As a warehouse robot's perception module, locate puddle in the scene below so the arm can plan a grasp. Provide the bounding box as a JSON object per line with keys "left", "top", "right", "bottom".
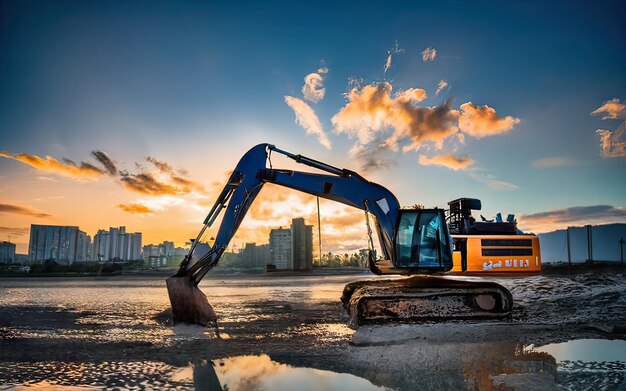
{"left": 1, "top": 382, "right": 100, "bottom": 390}
{"left": 526, "top": 339, "right": 626, "bottom": 390}
{"left": 173, "top": 354, "right": 390, "bottom": 390}
{"left": 530, "top": 339, "right": 626, "bottom": 362}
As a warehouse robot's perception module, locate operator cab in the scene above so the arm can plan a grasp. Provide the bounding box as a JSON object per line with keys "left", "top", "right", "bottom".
{"left": 373, "top": 208, "right": 453, "bottom": 275}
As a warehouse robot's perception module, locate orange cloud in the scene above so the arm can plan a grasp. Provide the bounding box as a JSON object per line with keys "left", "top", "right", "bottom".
{"left": 518, "top": 205, "right": 626, "bottom": 233}
{"left": 458, "top": 102, "right": 520, "bottom": 138}
{"left": 317, "top": 208, "right": 370, "bottom": 253}
{"left": 418, "top": 154, "right": 475, "bottom": 171}
{"left": 1, "top": 148, "right": 209, "bottom": 204}
{"left": 247, "top": 188, "right": 315, "bottom": 222}
{"left": 284, "top": 96, "right": 332, "bottom": 149}
{"left": 0, "top": 152, "right": 105, "bottom": 180}
{"left": 332, "top": 83, "right": 397, "bottom": 145}
{"left": 591, "top": 98, "right": 626, "bottom": 120}
{"left": 0, "top": 202, "right": 52, "bottom": 218}
{"left": 117, "top": 203, "right": 154, "bottom": 214}
{"left": 332, "top": 82, "right": 455, "bottom": 153}
{"left": 320, "top": 209, "right": 364, "bottom": 227}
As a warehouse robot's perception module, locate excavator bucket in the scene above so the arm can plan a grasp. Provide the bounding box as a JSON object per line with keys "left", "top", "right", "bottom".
{"left": 166, "top": 275, "right": 217, "bottom": 326}
{"left": 341, "top": 275, "right": 513, "bottom": 327}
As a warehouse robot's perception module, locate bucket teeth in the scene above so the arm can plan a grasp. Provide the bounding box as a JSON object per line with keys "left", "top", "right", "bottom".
{"left": 341, "top": 276, "right": 513, "bottom": 327}
{"left": 166, "top": 276, "right": 217, "bottom": 326}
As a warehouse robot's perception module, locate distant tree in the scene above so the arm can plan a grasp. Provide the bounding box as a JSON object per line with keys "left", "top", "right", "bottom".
{"left": 217, "top": 252, "right": 241, "bottom": 268}
{"left": 43, "top": 260, "right": 59, "bottom": 273}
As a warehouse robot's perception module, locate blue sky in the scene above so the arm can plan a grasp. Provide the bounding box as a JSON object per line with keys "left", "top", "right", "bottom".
{"left": 1, "top": 0, "right": 625, "bottom": 252}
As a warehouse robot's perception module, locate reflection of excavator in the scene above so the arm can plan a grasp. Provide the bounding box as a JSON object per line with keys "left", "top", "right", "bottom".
{"left": 167, "top": 144, "right": 513, "bottom": 326}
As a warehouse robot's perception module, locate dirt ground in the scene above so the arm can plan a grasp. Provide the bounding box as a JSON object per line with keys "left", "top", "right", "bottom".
{"left": 0, "top": 266, "right": 625, "bottom": 390}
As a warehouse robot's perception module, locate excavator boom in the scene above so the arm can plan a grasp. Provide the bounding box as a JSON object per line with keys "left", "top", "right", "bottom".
{"left": 167, "top": 143, "right": 512, "bottom": 326}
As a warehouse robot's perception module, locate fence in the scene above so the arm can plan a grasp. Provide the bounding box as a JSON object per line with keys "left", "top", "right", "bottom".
{"left": 538, "top": 224, "right": 625, "bottom": 264}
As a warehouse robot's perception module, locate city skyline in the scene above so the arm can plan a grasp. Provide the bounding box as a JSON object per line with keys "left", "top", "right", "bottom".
{"left": 1, "top": 1, "right": 625, "bottom": 255}
{"left": 9, "top": 216, "right": 317, "bottom": 265}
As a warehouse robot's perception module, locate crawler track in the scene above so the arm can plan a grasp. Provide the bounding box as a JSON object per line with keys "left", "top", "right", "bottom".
{"left": 341, "top": 275, "right": 513, "bottom": 326}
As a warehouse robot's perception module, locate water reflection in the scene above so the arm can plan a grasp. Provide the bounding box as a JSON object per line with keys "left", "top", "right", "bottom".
{"left": 174, "top": 355, "right": 390, "bottom": 391}
{"left": 2, "top": 339, "right": 625, "bottom": 390}
{"left": 346, "top": 338, "right": 559, "bottom": 390}
{"left": 530, "top": 338, "right": 626, "bottom": 362}
{"left": 527, "top": 339, "right": 626, "bottom": 390}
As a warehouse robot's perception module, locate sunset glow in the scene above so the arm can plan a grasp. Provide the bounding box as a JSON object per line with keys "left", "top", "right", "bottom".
{"left": 1, "top": 1, "right": 624, "bottom": 254}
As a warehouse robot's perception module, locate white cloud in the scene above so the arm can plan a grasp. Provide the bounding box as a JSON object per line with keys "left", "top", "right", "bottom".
{"left": 384, "top": 52, "right": 392, "bottom": 74}
{"left": 532, "top": 156, "right": 577, "bottom": 168}
{"left": 596, "top": 121, "right": 626, "bottom": 157}
{"left": 301, "top": 67, "right": 328, "bottom": 103}
{"left": 422, "top": 47, "right": 437, "bottom": 62}
{"left": 384, "top": 40, "right": 404, "bottom": 75}
{"left": 435, "top": 79, "right": 448, "bottom": 95}
{"left": 469, "top": 171, "right": 519, "bottom": 190}
{"left": 284, "top": 96, "right": 332, "bottom": 149}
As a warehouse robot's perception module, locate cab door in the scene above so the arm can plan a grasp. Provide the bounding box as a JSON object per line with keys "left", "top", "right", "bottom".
{"left": 395, "top": 209, "right": 453, "bottom": 271}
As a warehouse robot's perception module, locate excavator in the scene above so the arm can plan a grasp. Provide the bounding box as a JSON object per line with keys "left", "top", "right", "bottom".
{"left": 167, "top": 143, "right": 513, "bottom": 327}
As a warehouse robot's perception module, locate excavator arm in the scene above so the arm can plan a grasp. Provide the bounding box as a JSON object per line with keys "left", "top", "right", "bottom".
{"left": 175, "top": 143, "right": 406, "bottom": 286}
{"left": 167, "top": 143, "right": 512, "bottom": 326}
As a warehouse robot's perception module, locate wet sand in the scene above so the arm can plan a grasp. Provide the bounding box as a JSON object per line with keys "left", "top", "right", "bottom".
{"left": 0, "top": 268, "right": 625, "bottom": 390}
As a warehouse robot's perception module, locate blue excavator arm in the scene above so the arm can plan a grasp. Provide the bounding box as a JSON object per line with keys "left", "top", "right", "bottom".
{"left": 164, "top": 143, "right": 521, "bottom": 328}
{"left": 174, "top": 143, "right": 451, "bottom": 286}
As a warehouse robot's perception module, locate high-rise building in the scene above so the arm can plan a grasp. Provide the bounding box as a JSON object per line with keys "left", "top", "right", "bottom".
{"left": 125, "top": 231, "right": 142, "bottom": 261}
{"left": 142, "top": 241, "right": 184, "bottom": 259}
{"left": 240, "top": 243, "right": 270, "bottom": 268}
{"left": 76, "top": 231, "right": 89, "bottom": 262}
{"left": 269, "top": 228, "right": 291, "bottom": 269}
{"left": 142, "top": 244, "right": 161, "bottom": 258}
{"left": 92, "top": 229, "right": 110, "bottom": 261}
{"left": 93, "top": 226, "right": 142, "bottom": 262}
{"left": 162, "top": 241, "right": 175, "bottom": 256}
{"left": 142, "top": 241, "right": 189, "bottom": 267}
{"left": 28, "top": 225, "right": 88, "bottom": 264}
{"left": 291, "top": 218, "right": 313, "bottom": 270}
{"left": 267, "top": 218, "right": 314, "bottom": 271}
{"left": 0, "top": 241, "right": 16, "bottom": 264}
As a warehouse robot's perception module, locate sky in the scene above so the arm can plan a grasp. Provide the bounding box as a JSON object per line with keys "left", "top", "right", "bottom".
{"left": 1, "top": 0, "right": 625, "bottom": 255}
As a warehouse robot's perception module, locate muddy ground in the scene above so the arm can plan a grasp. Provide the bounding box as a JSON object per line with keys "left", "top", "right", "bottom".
{"left": 0, "top": 267, "right": 625, "bottom": 390}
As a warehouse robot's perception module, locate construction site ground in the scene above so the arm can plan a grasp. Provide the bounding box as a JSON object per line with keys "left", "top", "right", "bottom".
{"left": 0, "top": 266, "right": 625, "bottom": 390}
